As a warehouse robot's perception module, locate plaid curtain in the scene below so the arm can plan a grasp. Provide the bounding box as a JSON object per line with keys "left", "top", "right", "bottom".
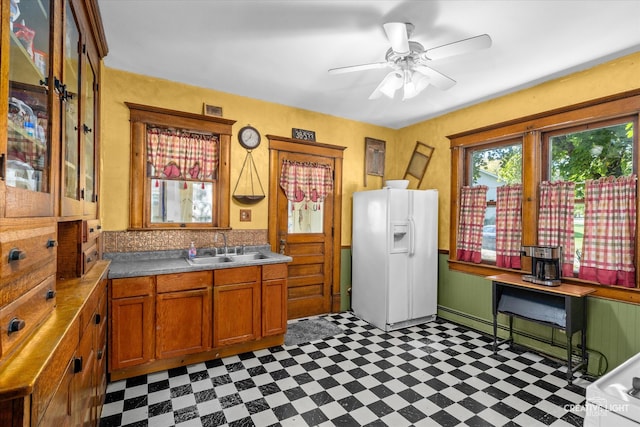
{"left": 456, "top": 186, "right": 488, "bottom": 263}
{"left": 496, "top": 184, "right": 522, "bottom": 269}
{"left": 280, "top": 160, "right": 333, "bottom": 202}
{"left": 146, "top": 127, "right": 219, "bottom": 180}
{"left": 579, "top": 175, "right": 637, "bottom": 287}
{"left": 538, "top": 181, "right": 575, "bottom": 276}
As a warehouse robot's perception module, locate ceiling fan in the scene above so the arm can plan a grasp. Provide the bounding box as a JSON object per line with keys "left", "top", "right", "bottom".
{"left": 329, "top": 22, "right": 491, "bottom": 100}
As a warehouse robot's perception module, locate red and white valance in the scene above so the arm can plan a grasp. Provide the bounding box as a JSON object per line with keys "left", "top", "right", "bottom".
{"left": 279, "top": 160, "right": 333, "bottom": 202}
{"left": 146, "top": 127, "right": 218, "bottom": 180}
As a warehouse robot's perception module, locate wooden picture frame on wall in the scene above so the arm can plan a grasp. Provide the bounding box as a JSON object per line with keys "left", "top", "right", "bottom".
{"left": 364, "top": 137, "right": 386, "bottom": 186}
{"left": 404, "top": 141, "right": 434, "bottom": 188}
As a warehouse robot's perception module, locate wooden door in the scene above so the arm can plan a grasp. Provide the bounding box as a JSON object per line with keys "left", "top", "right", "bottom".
{"left": 213, "top": 267, "right": 261, "bottom": 347}
{"left": 268, "top": 136, "right": 345, "bottom": 319}
{"left": 109, "top": 277, "right": 155, "bottom": 371}
{"left": 156, "top": 288, "right": 212, "bottom": 359}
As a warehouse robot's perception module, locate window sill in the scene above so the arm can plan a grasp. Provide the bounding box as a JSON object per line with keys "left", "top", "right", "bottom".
{"left": 447, "top": 257, "right": 640, "bottom": 304}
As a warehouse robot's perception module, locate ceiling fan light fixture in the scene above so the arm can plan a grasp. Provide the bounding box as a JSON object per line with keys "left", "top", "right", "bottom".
{"left": 399, "top": 69, "right": 428, "bottom": 100}
{"left": 370, "top": 70, "right": 403, "bottom": 99}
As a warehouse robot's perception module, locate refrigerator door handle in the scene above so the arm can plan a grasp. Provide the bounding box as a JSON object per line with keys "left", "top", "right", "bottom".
{"left": 408, "top": 217, "right": 416, "bottom": 256}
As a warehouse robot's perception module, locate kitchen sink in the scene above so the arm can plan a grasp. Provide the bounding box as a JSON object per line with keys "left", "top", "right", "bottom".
{"left": 186, "top": 255, "right": 233, "bottom": 265}
{"left": 229, "top": 252, "right": 268, "bottom": 262}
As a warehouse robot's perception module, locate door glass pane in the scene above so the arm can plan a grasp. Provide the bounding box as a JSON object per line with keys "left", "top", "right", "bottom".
{"left": 288, "top": 200, "right": 324, "bottom": 233}
{"left": 63, "top": 1, "right": 80, "bottom": 199}
{"left": 84, "top": 58, "right": 96, "bottom": 203}
{"left": 7, "top": 0, "right": 51, "bottom": 191}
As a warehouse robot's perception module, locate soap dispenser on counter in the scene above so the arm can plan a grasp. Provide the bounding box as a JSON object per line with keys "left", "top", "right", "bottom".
{"left": 188, "top": 242, "right": 197, "bottom": 260}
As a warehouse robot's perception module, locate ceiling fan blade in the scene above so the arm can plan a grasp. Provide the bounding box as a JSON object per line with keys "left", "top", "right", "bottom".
{"left": 383, "top": 22, "right": 411, "bottom": 55}
{"left": 414, "top": 65, "right": 456, "bottom": 90}
{"left": 328, "top": 62, "right": 389, "bottom": 75}
{"left": 422, "top": 34, "right": 492, "bottom": 60}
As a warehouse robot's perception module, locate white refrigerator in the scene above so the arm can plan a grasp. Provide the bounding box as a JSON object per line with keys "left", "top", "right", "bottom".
{"left": 351, "top": 188, "right": 438, "bottom": 331}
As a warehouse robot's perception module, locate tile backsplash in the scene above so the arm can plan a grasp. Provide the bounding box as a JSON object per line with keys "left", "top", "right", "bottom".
{"left": 102, "top": 229, "right": 268, "bottom": 253}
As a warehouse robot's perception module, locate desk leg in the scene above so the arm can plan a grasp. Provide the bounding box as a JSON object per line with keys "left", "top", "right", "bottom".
{"left": 567, "top": 334, "right": 573, "bottom": 385}
{"left": 493, "top": 313, "right": 498, "bottom": 354}
{"left": 508, "top": 315, "right": 513, "bottom": 349}
{"left": 582, "top": 299, "right": 588, "bottom": 370}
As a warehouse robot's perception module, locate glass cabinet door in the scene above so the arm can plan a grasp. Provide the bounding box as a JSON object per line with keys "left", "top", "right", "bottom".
{"left": 7, "top": 0, "right": 51, "bottom": 193}
{"left": 63, "top": 0, "right": 81, "bottom": 201}
{"left": 83, "top": 55, "right": 97, "bottom": 208}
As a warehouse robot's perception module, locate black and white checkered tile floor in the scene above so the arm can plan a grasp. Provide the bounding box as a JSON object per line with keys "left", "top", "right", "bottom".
{"left": 100, "top": 312, "right": 591, "bottom": 427}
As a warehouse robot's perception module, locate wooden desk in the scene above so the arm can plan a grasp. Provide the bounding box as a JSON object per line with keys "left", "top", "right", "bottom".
{"left": 487, "top": 273, "right": 595, "bottom": 384}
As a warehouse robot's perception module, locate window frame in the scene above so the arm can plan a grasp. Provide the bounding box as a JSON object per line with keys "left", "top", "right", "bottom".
{"left": 127, "top": 102, "right": 235, "bottom": 229}
{"left": 448, "top": 89, "right": 640, "bottom": 302}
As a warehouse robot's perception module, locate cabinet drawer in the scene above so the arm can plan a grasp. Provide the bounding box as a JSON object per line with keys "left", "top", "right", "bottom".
{"left": 262, "top": 263, "right": 288, "bottom": 280}
{"left": 157, "top": 271, "right": 212, "bottom": 293}
{"left": 0, "top": 276, "right": 57, "bottom": 360}
{"left": 0, "top": 218, "right": 57, "bottom": 285}
{"left": 214, "top": 266, "right": 259, "bottom": 286}
{"left": 111, "top": 276, "right": 154, "bottom": 299}
{"left": 31, "top": 319, "right": 79, "bottom": 425}
{"left": 83, "top": 219, "right": 101, "bottom": 244}
{"left": 83, "top": 244, "right": 100, "bottom": 276}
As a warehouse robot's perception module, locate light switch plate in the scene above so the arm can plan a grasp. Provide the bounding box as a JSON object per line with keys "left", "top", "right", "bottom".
{"left": 240, "top": 209, "right": 251, "bottom": 222}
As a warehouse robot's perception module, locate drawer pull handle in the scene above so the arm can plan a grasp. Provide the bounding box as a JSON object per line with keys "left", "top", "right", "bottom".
{"left": 89, "top": 228, "right": 94, "bottom": 233}
{"left": 73, "top": 357, "right": 83, "bottom": 373}
{"left": 46, "top": 239, "right": 58, "bottom": 248}
{"left": 8, "top": 318, "right": 26, "bottom": 334}
{"left": 46, "top": 289, "right": 56, "bottom": 300}
{"left": 97, "top": 349, "right": 104, "bottom": 360}
{"left": 97, "top": 225, "right": 102, "bottom": 230}
{"left": 8, "top": 248, "right": 25, "bottom": 262}
{"left": 95, "top": 313, "right": 101, "bottom": 325}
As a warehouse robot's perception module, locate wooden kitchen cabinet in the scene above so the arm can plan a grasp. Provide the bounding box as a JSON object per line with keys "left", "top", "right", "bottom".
{"left": 0, "top": 262, "right": 109, "bottom": 427}
{"left": 109, "top": 276, "right": 155, "bottom": 371}
{"left": 1, "top": 0, "right": 107, "bottom": 219}
{"left": 262, "top": 263, "right": 288, "bottom": 337}
{"left": 109, "top": 263, "right": 288, "bottom": 380}
{"left": 213, "top": 266, "right": 261, "bottom": 347}
{"left": 156, "top": 271, "right": 212, "bottom": 359}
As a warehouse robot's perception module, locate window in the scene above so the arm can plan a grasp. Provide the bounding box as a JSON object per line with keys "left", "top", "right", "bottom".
{"left": 544, "top": 118, "right": 635, "bottom": 273}
{"left": 467, "top": 141, "right": 522, "bottom": 262}
{"left": 448, "top": 90, "right": 640, "bottom": 296}
{"left": 127, "top": 103, "right": 235, "bottom": 229}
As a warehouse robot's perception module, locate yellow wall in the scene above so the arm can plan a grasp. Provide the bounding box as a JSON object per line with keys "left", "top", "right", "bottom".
{"left": 100, "top": 68, "right": 397, "bottom": 243}
{"left": 101, "top": 51, "right": 640, "bottom": 247}
{"left": 396, "top": 51, "right": 640, "bottom": 249}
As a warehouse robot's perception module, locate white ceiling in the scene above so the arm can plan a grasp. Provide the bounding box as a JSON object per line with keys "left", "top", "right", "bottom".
{"left": 98, "top": 0, "right": 640, "bottom": 129}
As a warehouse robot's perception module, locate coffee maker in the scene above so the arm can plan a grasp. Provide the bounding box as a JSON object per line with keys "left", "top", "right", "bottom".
{"left": 521, "top": 245, "right": 562, "bottom": 286}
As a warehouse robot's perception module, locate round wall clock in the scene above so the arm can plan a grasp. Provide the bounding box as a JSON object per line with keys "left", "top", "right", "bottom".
{"left": 238, "top": 125, "right": 261, "bottom": 150}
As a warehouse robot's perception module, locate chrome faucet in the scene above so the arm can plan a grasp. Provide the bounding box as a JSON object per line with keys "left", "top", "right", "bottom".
{"left": 215, "top": 232, "right": 228, "bottom": 255}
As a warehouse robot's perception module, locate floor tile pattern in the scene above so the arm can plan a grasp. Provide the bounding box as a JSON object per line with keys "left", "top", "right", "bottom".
{"left": 100, "top": 312, "right": 591, "bottom": 427}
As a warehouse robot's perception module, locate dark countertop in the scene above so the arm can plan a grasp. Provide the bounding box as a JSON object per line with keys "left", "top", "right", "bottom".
{"left": 105, "top": 245, "right": 292, "bottom": 279}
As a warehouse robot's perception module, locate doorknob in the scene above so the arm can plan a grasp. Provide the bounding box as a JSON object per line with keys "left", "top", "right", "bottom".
{"left": 279, "top": 238, "right": 286, "bottom": 254}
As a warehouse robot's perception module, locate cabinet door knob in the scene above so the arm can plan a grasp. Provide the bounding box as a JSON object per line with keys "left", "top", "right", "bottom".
{"left": 46, "top": 289, "right": 56, "bottom": 300}
{"left": 97, "top": 349, "right": 104, "bottom": 360}
{"left": 95, "top": 313, "right": 101, "bottom": 325}
{"left": 46, "top": 239, "right": 58, "bottom": 248}
{"left": 8, "top": 248, "right": 25, "bottom": 262}
{"left": 8, "top": 318, "right": 26, "bottom": 334}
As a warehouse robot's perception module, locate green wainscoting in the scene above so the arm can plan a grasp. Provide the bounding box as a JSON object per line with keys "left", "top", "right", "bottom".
{"left": 340, "top": 248, "right": 352, "bottom": 312}
{"left": 341, "top": 249, "right": 640, "bottom": 375}
{"left": 437, "top": 254, "right": 640, "bottom": 375}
